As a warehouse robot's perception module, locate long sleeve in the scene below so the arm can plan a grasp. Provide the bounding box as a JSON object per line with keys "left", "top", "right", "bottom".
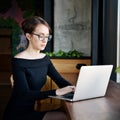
{"left": 47, "top": 60, "right": 72, "bottom": 88}
{"left": 11, "top": 56, "right": 72, "bottom": 101}
{"left": 12, "top": 57, "right": 56, "bottom": 101}
{"left": 12, "top": 66, "right": 56, "bottom": 100}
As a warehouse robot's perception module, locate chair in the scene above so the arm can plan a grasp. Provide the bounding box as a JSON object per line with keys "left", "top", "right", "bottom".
{"left": 10, "top": 74, "right": 14, "bottom": 87}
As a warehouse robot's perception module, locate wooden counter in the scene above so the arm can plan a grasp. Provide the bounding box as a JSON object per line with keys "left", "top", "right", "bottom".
{"left": 63, "top": 80, "right": 120, "bottom": 120}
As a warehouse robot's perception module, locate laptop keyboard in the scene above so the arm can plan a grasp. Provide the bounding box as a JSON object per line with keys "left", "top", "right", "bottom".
{"left": 63, "top": 92, "right": 74, "bottom": 99}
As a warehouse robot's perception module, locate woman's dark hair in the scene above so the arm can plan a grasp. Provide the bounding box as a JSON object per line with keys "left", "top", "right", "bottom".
{"left": 21, "top": 16, "right": 51, "bottom": 34}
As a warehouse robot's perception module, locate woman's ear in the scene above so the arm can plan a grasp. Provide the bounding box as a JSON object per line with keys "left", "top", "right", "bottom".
{"left": 26, "top": 33, "right": 31, "bottom": 40}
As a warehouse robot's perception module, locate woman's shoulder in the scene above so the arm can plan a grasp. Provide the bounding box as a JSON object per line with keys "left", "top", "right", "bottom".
{"left": 12, "top": 52, "right": 50, "bottom": 68}
{"left": 14, "top": 51, "right": 46, "bottom": 59}
{"left": 14, "top": 51, "right": 26, "bottom": 59}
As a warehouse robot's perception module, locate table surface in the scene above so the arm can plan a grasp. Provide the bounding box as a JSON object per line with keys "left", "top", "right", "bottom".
{"left": 64, "top": 80, "right": 120, "bottom": 120}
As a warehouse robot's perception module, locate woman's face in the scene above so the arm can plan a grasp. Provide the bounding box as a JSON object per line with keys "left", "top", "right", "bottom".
{"left": 27, "top": 24, "right": 50, "bottom": 51}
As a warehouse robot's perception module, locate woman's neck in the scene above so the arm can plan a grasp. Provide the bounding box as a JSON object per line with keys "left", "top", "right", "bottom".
{"left": 25, "top": 47, "right": 41, "bottom": 58}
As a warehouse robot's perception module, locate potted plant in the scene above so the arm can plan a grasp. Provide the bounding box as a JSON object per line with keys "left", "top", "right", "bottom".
{"left": 0, "top": 17, "right": 22, "bottom": 56}
{"left": 45, "top": 49, "right": 84, "bottom": 59}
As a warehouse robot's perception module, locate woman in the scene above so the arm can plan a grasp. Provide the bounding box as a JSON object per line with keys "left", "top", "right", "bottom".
{"left": 3, "top": 16, "right": 75, "bottom": 120}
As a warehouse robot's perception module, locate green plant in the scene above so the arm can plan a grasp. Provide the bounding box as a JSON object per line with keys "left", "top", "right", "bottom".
{"left": 45, "top": 50, "right": 84, "bottom": 58}
{"left": 115, "top": 66, "right": 120, "bottom": 73}
{"left": 0, "top": 17, "right": 22, "bottom": 56}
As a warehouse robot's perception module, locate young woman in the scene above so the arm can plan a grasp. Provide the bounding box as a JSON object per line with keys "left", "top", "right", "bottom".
{"left": 3, "top": 16, "right": 75, "bottom": 120}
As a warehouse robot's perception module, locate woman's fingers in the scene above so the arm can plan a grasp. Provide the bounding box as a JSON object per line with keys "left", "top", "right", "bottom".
{"left": 56, "top": 86, "right": 76, "bottom": 96}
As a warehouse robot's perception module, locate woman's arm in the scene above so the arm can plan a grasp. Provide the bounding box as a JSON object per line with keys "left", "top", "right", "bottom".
{"left": 47, "top": 60, "right": 75, "bottom": 95}
{"left": 12, "top": 66, "right": 56, "bottom": 100}
{"left": 47, "top": 61, "right": 72, "bottom": 87}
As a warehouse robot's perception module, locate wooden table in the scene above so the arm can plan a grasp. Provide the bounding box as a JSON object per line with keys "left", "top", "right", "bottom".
{"left": 63, "top": 80, "right": 120, "bottom": 120}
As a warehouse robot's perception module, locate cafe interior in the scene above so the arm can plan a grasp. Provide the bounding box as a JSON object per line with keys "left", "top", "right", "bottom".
{"left": 0, "top": 0, "right": 120, "bottom": 120}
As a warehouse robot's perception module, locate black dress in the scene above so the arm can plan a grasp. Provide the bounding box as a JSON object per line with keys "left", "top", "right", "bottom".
{"left": 3, "top": 55, "right": 71, "bottom": 120}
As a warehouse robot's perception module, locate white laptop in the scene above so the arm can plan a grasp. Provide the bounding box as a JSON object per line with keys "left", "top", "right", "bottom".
{"left": 49, "top": 65, "right": 113, "bottom": 102}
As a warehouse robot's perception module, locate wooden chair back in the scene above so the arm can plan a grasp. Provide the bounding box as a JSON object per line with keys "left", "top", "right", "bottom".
{"left": 10, "top": 74, "right": 14, "bottom": 87}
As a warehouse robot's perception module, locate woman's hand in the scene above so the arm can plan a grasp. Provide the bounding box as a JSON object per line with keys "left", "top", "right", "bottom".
{"left": 56, "top": 86, "right": 76, "bottom": 96}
